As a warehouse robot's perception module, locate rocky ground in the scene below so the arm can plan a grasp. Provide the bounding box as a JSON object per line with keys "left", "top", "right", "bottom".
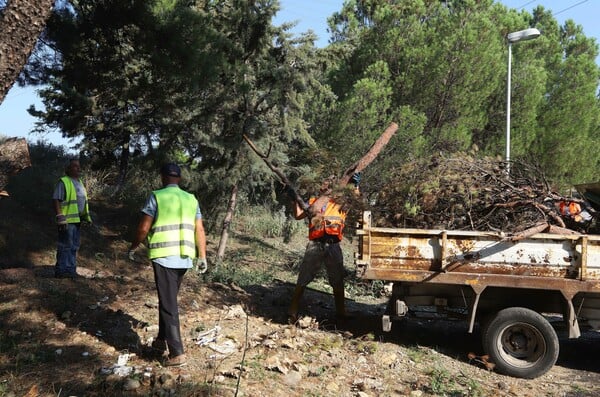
{"left": 1, "top": 198, "right": 600, "bottom": 396}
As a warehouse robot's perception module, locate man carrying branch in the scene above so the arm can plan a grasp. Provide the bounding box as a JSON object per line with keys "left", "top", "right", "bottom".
{"left": 242, "top": 121, "right": 398, "bottom": 324}
{"left": 286, "top": 173, "right": 361, "bottom": 324}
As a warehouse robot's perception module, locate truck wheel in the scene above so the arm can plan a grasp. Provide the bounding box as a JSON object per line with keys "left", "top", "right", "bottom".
{"left": 482, "top": 307, "right": 559, "bottom": 379}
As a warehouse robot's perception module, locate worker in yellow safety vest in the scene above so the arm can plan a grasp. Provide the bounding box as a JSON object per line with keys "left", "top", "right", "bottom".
{"left": 52, "top": 158, "right": 92, "bottom": 279}
{"left": 128, "top": 163, "right": 207, "bottom": 368}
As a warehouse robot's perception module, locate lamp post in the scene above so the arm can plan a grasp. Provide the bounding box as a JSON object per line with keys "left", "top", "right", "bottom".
{"left": 506, "top": 28, "right": 540, "bottom": 174}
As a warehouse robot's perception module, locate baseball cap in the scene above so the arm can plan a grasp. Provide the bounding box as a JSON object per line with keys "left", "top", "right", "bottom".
{"left": 160, "top": 163, "right": 181, "bottom": 177}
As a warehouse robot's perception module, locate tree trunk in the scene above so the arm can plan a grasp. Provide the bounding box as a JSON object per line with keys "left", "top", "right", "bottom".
{"left": 0, "top": 0, "right": 55, "bottom": 105}
{"left": 216, "top": 183, "right": 239, "bottom": 263}
{"left": 0, "top": 137, "right": 31, "bottom": 193}
{"left": 114, "top": 140, "right": 130, "bottom": 193}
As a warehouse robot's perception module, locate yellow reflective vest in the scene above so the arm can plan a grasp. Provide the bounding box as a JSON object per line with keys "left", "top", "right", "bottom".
{"left": 60, "top": 176, "right": 91, "bottom": 223}
{"left": 148, "top": 186, "right": 198, "bottom": 259}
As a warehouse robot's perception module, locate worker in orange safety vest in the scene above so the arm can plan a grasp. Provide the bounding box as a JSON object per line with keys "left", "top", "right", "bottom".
{"left": 557, "top": 200, "right": 592, "bottom": 223}
{"left": 286, "top": 173, "right": 360, "bottom": 324}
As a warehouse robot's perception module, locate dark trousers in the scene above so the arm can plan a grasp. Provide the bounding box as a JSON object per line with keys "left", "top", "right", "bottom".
{"left": 152, "top": 262, "right": 187, "bottom": 357}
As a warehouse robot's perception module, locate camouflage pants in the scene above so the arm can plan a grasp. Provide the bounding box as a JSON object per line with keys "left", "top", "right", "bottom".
{"left": 296, "top": 239, "right": 344, "bottom": 289}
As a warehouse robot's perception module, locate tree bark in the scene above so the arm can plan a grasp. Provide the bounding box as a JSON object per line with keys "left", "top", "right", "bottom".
{"left": 114, "top": 140, "right": 130, "bottom": 193}
{"left": 339, "top": 122, "right": 398, "bottom": 185}
{"left": 0, "top": 0, "right": 55, "bottom": 105}
{"left": 0, "top": 137, "right": 31, "bottom": 193}
{"left": 216, "top": 183, "right": 239, "bottom": 263}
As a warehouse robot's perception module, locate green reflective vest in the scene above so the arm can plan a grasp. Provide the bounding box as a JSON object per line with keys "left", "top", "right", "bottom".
{"left": 60, "top": 176, "right": 91, "bottom": 223}
{"left": 148, "top": 186, "right": 198, "bottom": 259}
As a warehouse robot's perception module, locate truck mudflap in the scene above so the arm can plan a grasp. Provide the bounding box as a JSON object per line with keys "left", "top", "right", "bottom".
{"left": 382, "top": 299, "right": 408, "bottom": 332}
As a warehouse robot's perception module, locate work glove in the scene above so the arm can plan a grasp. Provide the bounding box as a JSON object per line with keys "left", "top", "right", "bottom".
{"left": 350, "top": 172, "right": 361, "bottom": 187}
{"left": 56, "top": 214, "right": 67, "bottom": 232}
{"left": 194, "top": 258, "right": 208, "bottom": 274}
{"left": 128, "top": 249, "right": 136, "bottom": 261}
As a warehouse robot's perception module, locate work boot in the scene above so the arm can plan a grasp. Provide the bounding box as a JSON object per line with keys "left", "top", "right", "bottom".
{"left": 288, "top": 285, "right": 305, "bottom": 324}
{"left": 333, "top": 287, "right": 346, "bottom": 319}
{"left": 164, "top": 354, "right": 187, "bottom": 367}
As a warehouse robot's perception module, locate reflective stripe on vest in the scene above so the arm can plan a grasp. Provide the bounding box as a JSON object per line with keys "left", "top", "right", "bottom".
{"left": 148, "top": 186, "right": 198, "bottom": 259}
{"left": 308, "top": 197, "right": 346, "bottom": 241}
{"left": 60, "top": 176, "right": 91, "bottom": 223}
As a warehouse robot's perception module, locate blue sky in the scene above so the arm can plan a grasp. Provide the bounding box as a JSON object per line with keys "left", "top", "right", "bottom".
{"left": 1, "top": 0, "right": 597, "bottom": 147}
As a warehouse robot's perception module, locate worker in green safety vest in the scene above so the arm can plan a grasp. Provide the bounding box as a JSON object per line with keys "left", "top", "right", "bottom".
{"left": 128, "top": 163, "right": 207, "bottom": 367}
{"left": 52, "top": 158, "right": 92, "bottom": 279}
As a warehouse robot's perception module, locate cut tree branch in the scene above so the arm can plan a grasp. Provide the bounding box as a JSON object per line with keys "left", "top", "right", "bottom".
{"left": 339, "top": 122, "right": 399, "bottom": 185}
{"left": 243, "top": 121, "right": 399, "bottom": 214}
{"left": 242, "top": 134, "right": 308, "bottom": 211}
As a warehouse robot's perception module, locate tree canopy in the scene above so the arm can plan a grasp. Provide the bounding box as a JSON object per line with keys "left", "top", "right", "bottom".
{"left": 20, "top": 0, "right": 600, "bottom": 204}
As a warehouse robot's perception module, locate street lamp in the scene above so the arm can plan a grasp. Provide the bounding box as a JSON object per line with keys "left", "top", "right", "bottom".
{"left": 506, "top": 28, "right": 541, "bottom": 174}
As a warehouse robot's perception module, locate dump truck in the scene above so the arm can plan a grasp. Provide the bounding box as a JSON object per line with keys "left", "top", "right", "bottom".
{"left": 355, "top": 210, "right": 600, "bottom": 379}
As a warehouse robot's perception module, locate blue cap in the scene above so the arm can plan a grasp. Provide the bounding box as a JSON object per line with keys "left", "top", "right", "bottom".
{"left": 160, "top": 163, "right": 181, "bottom": 177}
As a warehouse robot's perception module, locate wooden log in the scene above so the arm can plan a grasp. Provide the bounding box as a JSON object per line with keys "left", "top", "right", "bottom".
{"left": 339, "top": 122, "right": 399, "bottom": 185}
{"left": 509, "top": 223, "right": 549, "bottom": 241}
{"left": 547, "top": 225, "right": 582, "bottom": 235}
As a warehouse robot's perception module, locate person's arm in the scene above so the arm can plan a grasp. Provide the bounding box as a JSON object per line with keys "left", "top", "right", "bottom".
{"left": 53, "top": 181, "right": 67, "bottom": 229}
{"left": 129, "top": 214, "right": 153, "bottom": 251}
{"left": 292, "top": 200, "right": 307, "bottom": 220}
{"left": 195, "top": 217, "right": 207, "bottom": 259}
{"left": 53, "top": 199, "right": 62, "bottom": 216}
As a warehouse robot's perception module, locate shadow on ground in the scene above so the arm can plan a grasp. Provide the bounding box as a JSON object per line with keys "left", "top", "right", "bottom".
{"left": 243, "top": 279, "right": 600, "bottom": 377}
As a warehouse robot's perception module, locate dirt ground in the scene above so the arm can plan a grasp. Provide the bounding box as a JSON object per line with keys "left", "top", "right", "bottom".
{"left": 2, "top": 198, "right": 600, "bottom": 396}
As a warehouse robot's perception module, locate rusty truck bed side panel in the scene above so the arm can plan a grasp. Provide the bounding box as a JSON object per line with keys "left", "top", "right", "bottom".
{"left": 356, "top": 212, "right": 600, "bottom": 295}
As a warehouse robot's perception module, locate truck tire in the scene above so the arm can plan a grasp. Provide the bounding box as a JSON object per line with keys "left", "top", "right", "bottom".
{"left": 482, "top": 307, "right": 559, "bottom": 379}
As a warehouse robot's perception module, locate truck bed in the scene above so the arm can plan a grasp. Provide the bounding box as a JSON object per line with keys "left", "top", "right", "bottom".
{"left": 356, "top": 211, "right": 600, "bottom": 293}
{"left": 354, "top": 211, "right": 600, "bottom": 378}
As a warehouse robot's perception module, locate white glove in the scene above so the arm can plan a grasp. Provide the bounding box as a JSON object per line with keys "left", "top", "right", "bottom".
{"left": 194, "top": 258, "right": 208, "bottom": 274}
{"left": 128, "top": 249, "right": 136, "bottom": 261}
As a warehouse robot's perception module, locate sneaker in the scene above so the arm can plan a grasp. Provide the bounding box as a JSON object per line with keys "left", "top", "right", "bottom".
{"left": 164, "top": 354, "right": 187, "bottom": 367}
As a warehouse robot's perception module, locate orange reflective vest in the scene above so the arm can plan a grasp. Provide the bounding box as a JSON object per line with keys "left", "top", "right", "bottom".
{"left": 559, "top": 201, "right": 581, "bottom": 217}
{"left": 307, "top": 197, "right": 346, "bottom": 241}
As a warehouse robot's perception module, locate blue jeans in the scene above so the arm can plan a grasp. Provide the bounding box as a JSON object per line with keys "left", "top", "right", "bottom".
{"left": 55, "top": 223, "right": 81, "bottom": 276}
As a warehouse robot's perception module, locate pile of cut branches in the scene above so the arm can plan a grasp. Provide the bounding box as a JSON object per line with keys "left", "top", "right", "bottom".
{"left": 369, "top": 154, "right": 595, "bottom": 234}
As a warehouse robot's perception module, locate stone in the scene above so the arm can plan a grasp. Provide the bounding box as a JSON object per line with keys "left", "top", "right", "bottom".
{"left": 123, "top": 378, "right": 141, "bottom": 391}
{"left": 283, "top": 370, "right": 302, "bottom": 387}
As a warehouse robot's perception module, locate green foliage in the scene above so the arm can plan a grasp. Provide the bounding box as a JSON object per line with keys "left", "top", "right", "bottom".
{"left": 206, "top": 259, "right": 273, "bottom": 287}
{"left": 531, "top": 16, "right": 600, "bottom": 186}
{"left": 16, "top": 0, "right": 600, "bottom": 240}
{"left": 111, "top": 160, "right": 160, "bottom": 209}
{"left": 352, "top": 333, "right": 378, "bottom": 354}
{"left": 324, "top": 0, "right": 600, "bottom": 186}
{"left": 427, "top": 366, "right": 484, "bottom": 396}
{"left": 406, "top": 345, "right": 427, "bottom": 363}
{"left": 235, "top": 205, "right": 302, "bottom": 238}
{"left": 428, "top": 366, "right": 459, "bottom": 395}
